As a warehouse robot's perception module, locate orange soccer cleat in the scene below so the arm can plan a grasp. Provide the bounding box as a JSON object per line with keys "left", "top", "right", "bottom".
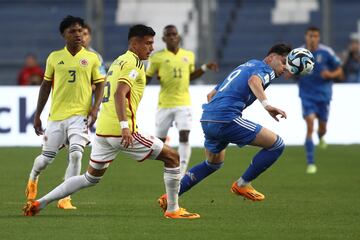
{"left": 231, "top": 181, "right": 265, "bottom": 201}
{"left": 157, "top": 194, "right": 167, "bottom": 212}
{"left": 23, "top": 200, "right": 41, "bottom": 216}
{"left": 164, "top": 208, "right": 200, "bottom": 219}
{"left": 25, "top": 178, "right": 38, "bottom": 200}
{"left": 57, "top": 197, "right": 77, "bottom": 210}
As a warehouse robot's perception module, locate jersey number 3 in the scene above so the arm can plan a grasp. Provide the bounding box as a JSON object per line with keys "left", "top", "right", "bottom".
{"left": 68, "top": 70, "right": 76, "bottom": 83}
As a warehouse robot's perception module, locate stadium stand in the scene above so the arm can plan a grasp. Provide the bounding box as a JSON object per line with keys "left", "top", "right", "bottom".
{"left": 0, "top": 0, "right": 359, "bottom": 85}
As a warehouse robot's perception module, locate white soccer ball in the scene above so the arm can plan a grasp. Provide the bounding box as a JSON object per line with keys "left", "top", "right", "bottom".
{"left": 286, "top": 47, "right": 315, "bottom": 75}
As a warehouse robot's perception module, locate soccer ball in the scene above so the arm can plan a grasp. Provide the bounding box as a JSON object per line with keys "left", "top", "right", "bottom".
{"left": 286, "top": 48, "right": 315, "bottom": 75}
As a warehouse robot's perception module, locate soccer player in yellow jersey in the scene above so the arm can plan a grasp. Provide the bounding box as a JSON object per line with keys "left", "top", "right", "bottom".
{"left": 23, "top": 24, "right": 200, "bottom": 219}
{"left": 146, "top": 25, "right": 218, "bottom": 177}
{"left": 24, "top": 16, "right": 105, "bottom": 209}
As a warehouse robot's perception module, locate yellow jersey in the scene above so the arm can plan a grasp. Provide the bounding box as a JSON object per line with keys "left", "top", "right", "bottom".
{"left": 44, "top": 46, "right": 105, "bottom": 121}
{"left": 146, "top": 48, "right": 195, "bottom": 108}
{"left": 96, "top": 51, "right": 146, "bottom": 136}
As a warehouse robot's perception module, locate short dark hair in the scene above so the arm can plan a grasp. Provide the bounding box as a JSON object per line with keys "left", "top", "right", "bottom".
{"left": 306, "top": 26, "right": 321, "bottom": 33}
{"left": 128, "top": 24, "right": 156, "bottom": 41}
{"left": 59, "top": 15, "right": 85, "bottom": 34}
{"left": 267, "top": 43, "right": 292, "bottom": 56}
{"left": 83, "top": 23, "right": 92, "bottom": 34}
{"left": 163, "top": 25, "right": 177, "bottom": 35}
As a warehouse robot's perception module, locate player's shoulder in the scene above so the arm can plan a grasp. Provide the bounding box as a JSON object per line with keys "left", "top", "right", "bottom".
{"left": 180, "top": 48, "right": 195, "bottom": 57}
{"left": 115, "top": 51, "right": 144, "bottom": 70}
{"left": 47, "top": 48, "right": 66, "bottom": 59}
{"left": 83, "top": 48, "right": 101, "bottom": 59}
{"left": 150, "top": 49, "right": 167, "bottom": 59}
{"left": 318, "top": 44, "right": 336, "bottom": 56}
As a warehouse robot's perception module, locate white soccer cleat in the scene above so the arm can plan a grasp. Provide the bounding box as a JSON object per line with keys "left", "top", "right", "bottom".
{"left": 306, "top": 164, "right": 317, "bottom": 174}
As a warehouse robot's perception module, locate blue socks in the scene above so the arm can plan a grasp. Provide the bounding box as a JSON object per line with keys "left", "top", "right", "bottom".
{"left": 241, "top": 136, "right": 285, "bottom": 182}
{"left": 305, "top": 138, "right": 314, "bottom": 164}
{"left": 179, "top": 160, "right": 223, "bottom": 196}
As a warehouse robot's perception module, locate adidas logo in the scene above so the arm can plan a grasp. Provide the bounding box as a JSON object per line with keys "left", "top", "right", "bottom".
{"left": 58, "top": 61, "right": 64, "bottom": 64}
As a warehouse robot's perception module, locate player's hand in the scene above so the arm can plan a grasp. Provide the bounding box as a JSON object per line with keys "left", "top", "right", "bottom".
{"left": 265, "top": 105, "right": 287, "bottom": 122}
{"left": 206, "top": 62, "right": 219, "bottom": 72}
{"left": 121, "top": 128, "right": 133, "bottom": 148}
{"left": 33, "top": 115, "right": 44, "bottom": 135}
{"left": 87, "top": 107, "right": 98, "bottom": 128}
{"left": 321, "top": 70, "right": 333, "bottom": 79}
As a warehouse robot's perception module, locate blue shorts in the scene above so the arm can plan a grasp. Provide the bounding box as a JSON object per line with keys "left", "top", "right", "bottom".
{"left": 201, "top": 116, "right": 262, "bottom": 154}
{"left": 301, "top": 98, "right": 330, "bottom": 122}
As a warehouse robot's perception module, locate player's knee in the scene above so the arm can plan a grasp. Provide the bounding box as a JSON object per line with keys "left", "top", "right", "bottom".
{"left": 206, "top": 160, "right": 224, "bottom": 170}
{"left": 84, "top": 171, "right": 102, "bottom": 187}
{"left": 40, "top": 151, "right": 57, "bottom": 165}
{"left": 268, "top": 136, "right": 285, "bottom": 154}
{"left": 179, "top": 131, "right": 190, "bottom": 142}
{"left": 166, "top": 148, "right": 180, "bottom": 167}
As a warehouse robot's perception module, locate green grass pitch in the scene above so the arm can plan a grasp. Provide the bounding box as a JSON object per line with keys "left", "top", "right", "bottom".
{"left": 0, "top": 145, "right": 359, "bottom": 240}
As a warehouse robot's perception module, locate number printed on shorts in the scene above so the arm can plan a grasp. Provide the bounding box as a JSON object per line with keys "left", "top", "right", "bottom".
{"left": 68, "top": 70, "right": 76, "bottom": 83}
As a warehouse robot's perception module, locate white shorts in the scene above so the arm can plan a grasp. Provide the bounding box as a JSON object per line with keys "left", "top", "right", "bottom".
{"left": 43, "top": 115, "right": 90, "bottom": 153}
{"left": 90, "top": 132, "right": 164, "bottom": 169}
{"left": 155, "top": 107, "right": 192, "bottom": 138}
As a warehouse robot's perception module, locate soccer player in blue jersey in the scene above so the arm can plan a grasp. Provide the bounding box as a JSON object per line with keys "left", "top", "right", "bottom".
{"left": 298, "top": 26, "right": 343, "bottom": 174}
{"left": 158, "top": 43, "right": 291, "bottom": 208}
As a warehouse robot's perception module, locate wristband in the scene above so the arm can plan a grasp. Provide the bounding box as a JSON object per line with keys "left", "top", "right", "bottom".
{"left": 201, "top": 64, "right": 208, "bottom": 72}
{"left": 120, "top": 121, "right": 129, "bottom": 129}
{"left": 261, "top": 100, "right": 269, "bottom": 108}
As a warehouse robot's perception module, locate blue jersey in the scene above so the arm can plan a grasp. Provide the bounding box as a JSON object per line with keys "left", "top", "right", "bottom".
{"left": 201, "top": 59, "right": 275, "bottom": 122}
{"left": 298, "top": 44, "right": 341, "bottom": 102}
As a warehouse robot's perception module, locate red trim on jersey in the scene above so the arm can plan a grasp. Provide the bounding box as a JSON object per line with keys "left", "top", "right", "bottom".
{"left": 132, "top": 134, "right": 151, "bottom": 148}
{"left": 139, "top": 150, "right": 153, "bottom": 162}
{"left": 126, "top": 92, "right": 135, "bottom": 133}
{"left": 90, "top": 158, "right": 114, "bottom": 164}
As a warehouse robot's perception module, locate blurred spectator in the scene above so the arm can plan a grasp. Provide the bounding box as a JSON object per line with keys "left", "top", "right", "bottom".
{"left": 342, "top": 38, "right": 360, "bottom": 83}
{"left": 18, "top": 53, "right": 44, "bottom": 85}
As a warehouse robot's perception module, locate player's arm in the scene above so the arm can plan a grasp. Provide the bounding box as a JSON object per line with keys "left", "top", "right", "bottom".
{"left": 207, "top": 88, "right": 217, "bottom": 102}
{"left": 248, "top": 75, "right": 287, "bottom": 122}
{"left": 33, "top": 80, "right": 52, "bottom": 135}
{"left": 145, "top": 56, "right": 158, "bottom": 85}
{"left": 321, "top": 66, "right": 344, "bottom": 80}
{"left": 190, "top": 62, "right": 219, "bottom": 81}
{"left": 88, "top": 81, "right": 105, "bottom": 127}
{"left": 114, "top": 81, "right": 133, "bottom": 148}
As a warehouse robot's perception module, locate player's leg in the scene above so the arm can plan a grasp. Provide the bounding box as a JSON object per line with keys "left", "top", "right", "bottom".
{"left": 58, "top": 116, "right": 90, "bottom": 209}
{"left": 230, "top": 117, "right": 284, "bottom": 201}
{"left": 178, "top": 121, "right": 226, "bottom": 196}
{"left": 26, "top": 121, "right": 65, "bottom": 200}
{"left": 23, "top": 136, "right": 116, "bottom": 216}
{"left": 155, "top": 144, "right": 199, "bottom": 219}
{"left": 239, "top": 127, "right": 284, "bottom": 184}
{"left": 155, "top": 108, "right": 174, "bottom": 142}
{"left": 304, "top": 114, "right": 317, "bottom": 173}
{"left": 302, "top": 99, "right": 317, "bottom": 173}
{"left": 175, "top": 107, "right": 193, "bottom": 177}
{"left": 128, "top": 132, "right": 199, "bottom": 218}
{"left": 317, "top": 101, "right": 330, "bottom": 149}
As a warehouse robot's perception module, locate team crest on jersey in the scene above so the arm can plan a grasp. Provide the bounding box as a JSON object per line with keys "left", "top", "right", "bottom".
{"left": 182, "top": 57, "right": 189, "bottom": 63}
{"left": 79, "top": 59, "right": 88, "bottom": 67}
{"left": 316, "top": 55, "right": 322, "bottom": 63}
